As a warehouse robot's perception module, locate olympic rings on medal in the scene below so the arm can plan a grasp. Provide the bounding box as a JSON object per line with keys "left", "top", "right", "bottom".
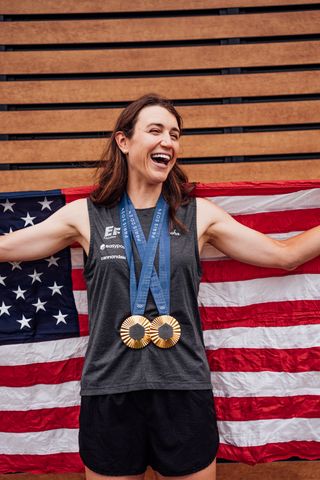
{"left": 120, "top": 315, "right": 181, "bottom": 349}
{"left": 120, "top": 315, "right": 151, "bottom": 349}
{"left": 150, "top": 315, "right": 181, "bottom": 349}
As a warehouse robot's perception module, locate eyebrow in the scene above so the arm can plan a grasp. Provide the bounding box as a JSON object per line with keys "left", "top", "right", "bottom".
{"left": 146, "top": 123, "right": 181, "bottom": 135}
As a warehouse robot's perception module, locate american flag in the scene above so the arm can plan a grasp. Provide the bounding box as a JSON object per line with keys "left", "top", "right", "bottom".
{"left": 0, "top": 181, "right": 319, "bottom": 473}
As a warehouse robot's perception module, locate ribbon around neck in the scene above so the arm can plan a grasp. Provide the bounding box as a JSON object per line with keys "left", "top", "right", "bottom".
{"left": 119, "top": 193, "right": 170, "bottom": 316}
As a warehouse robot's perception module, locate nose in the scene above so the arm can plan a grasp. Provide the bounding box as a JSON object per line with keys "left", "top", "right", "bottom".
{"left": 160, "top": 131, "right": 174, "bottom": 147}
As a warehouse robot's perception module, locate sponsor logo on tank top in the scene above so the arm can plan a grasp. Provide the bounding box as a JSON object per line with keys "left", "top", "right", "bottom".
{"left": 100, "top": 225, "right": 126, "bottom": 260}
{"left": 104, "top": 225, "right": 121, "bottom": 240}
{"left": 170, "top": 229, "right": 181, "bottom": 237}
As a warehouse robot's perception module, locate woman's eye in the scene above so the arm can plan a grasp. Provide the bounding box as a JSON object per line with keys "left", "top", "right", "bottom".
{"left": 150, "top": 129, "right": 160, "bottom": 134}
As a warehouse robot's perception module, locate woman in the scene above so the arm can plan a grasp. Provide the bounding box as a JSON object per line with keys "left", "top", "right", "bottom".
{"left": 1, "top": 94, "right": 319, "bottom": 480}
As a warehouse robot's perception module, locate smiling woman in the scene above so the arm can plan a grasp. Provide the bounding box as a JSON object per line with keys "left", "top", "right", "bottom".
{"left": 1, "top": 94, "right": 320, "bottom": 480}
{"left": 91, "top": 94, "right": 192, "bottom": 231}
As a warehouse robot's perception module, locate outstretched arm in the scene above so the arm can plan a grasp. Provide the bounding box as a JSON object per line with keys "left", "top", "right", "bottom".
{"left": 197, "top": 197, "right": 320, "bottom": 270}
{"left": 0, "top": 198, "right": 89, "bottom": 263}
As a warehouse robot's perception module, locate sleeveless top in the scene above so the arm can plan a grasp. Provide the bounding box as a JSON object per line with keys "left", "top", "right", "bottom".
{"left": 80, "top": 197, "right": 212, "bottom": 395}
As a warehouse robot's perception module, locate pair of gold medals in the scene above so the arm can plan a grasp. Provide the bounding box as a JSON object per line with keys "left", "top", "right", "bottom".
{"left": 120, "top": 314, "right": 181, "bottom": 349}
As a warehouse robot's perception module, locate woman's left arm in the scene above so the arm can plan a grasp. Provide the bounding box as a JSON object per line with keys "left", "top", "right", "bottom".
{"left": 197, "top": 197, "right": 320, "bottom": 270}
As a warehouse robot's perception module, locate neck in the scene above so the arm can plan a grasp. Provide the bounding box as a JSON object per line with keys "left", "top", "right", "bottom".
{"left": 126, "top": 181, "right": 163, "bottom": 209}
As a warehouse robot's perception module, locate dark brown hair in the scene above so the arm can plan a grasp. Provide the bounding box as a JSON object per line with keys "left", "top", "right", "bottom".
{"left": 90, "top": 94, "right": 194, "bottom": 230}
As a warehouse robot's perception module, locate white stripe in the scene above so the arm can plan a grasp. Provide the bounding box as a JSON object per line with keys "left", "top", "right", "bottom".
{"left": 0, "top": 428, "right": 79, "bottom": 455}
{"left": 207, "top": 187, "right": 320, "bottom": 215}
{"left": 201, "top": 231, "right": 303, "bottom": 261}
{"left": 211, "top": 371, "right": 320, "bottom": 397}
{"left": 198, "top": 273, "right": 320, "bottom": 307}
{"left": 71, "top": 247, "right": 84, "bottom": 269}
{"left": 204, "top": 324, "right": 320, "bottom": 350}
{"left": 218, "top": 417, "right": 320, "bottom": 447}
{"left": 0, "top": 381, "right": 80, "bottom": 411}
{"left": 0, "top": 336, "right": 88, "bottom": 366}
{"left": 73, "top": 290, "right": 88, "bottom": 314}
{"left": 73, "top": 290, "right": 88, "bottom": 315}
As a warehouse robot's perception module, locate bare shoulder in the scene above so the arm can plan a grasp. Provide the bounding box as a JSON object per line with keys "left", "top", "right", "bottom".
{"left": 196, "top": 197, "right": 224, "bottom": 236}
{"left": 59, "top": 198, "right": 90, "bottom": 248}
{"left": 58, "top": 197, "right": 88, "bottom": 215}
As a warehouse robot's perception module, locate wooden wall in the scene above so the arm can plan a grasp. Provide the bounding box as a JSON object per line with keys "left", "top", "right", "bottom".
{"left": 1, "top": 0, "right": 320, "bottom": 192}
{"left": 0, "top": 1, "right": 320, "bottom": 478}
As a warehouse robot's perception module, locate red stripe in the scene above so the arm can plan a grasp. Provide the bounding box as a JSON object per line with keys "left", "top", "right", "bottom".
{"left": 201, "top": 257, "right": 320, "bottom": 282}
{"left": 70, "top": 241, "right": 82, "bottom": 248}
{"left": 0, "top": 453, "right": 84, "bottom": 474}
{"left": 218, "top": 441, "right": 320, "bottom": 465}
{"left": 72, "top": 269, "right": 87, "bottom": 290}
{"left": 78, "top": 314, "right": 89, "bottom": 336}
{"left": 233, "top": 208, "right": 320, "bottom": 233}
{"left": 63, "top": 181, "right": 320, "bottom": 201}
{"left": 214, "top": 396, "right": 320, "bottom": 421}
{"left": 200, "top": 300, "right": 320, "bottom": 329}
{"left": 207, "top": 347, "right": 320, "bottom": 373}
{"left": 63, "top": 186, "right": 93, "bottom": 203}
{"left": 0, "top": 357, "right": 84, "bottom": 387}
{"left": 194, "top": 180, "right": 320, "bottom": 197}
{"left": 0, "top": 406, "right": 80, "bottom": 433}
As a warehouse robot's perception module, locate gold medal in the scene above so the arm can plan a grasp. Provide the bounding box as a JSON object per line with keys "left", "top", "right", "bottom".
{"left": 150, "top": 315, "right": 181, "bottom": 349}
{"left": 120, "top": 315, "right": 151, "bottom": 349}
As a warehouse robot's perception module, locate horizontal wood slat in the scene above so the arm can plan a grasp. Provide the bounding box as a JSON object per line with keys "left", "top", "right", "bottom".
{"left": 2, "top": 41, "right": 320, "bottom": 75}
{"left": 1, "top": 159, "right": 320, "bottom": 192}
{"left": 1, "top": 130, "right": 320, "bottom": 163}
{"left": 2, "top": 12, "right": 320, "bottom": 44}
{"left": 1, "top": 0, "right": 319, "bottom": 14}
{"left": 2, "top": 101, "right": 320, "bottom": 134}
{"left": 1, "top": 71, "right": 320, "bottom": 104}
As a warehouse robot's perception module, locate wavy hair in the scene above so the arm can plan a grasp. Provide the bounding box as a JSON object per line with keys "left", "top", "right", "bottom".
{"left": 90, "top": 94, "right": 194, "bottom": 230}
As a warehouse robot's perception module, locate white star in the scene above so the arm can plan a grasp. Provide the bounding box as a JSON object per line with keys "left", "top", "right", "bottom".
{"left": 48, "top": 281, "right": 63, "bottom": 295}
{"left": 0, "top": 275, "right": 7, "bottom": 286}
{"left": 17, "top": 315, "right": 32, "bottom": 329}
{"left": 13, "top": 286, "right": 27, "bottom": 299}
{"left": 4, "top": 227, "right": 14, "bottom": 235}
{"left": 38, "top": 197, "right": 53, "bottom": 211}
{"left": 32, "top": 297, "right": 47, "bottom": 312}
{"left": 45, "top": 255, "right": 60, "bottom": 267}
{"left": 0, "top": 199, "right": 15, "bottom": 212}
{"left": 0, "top": 301, "right": 11, "bottom": 316}
{"left": 53, "top": 310, "right": 68, "bottom": 325}
{"left": 9, "top": 261, "right": 22, "bottom": 271}
{"left": 28, "top": 269, "right": 43, "bottom": 284}
{"left": 21, "top": 212, "right": 36, "bottom": 227}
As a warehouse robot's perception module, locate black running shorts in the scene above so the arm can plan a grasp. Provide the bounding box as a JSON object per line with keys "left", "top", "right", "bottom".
{"left": 79, "top": 389, "right": 220, "bottom": 477}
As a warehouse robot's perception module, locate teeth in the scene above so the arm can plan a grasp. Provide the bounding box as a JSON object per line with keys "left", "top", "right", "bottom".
{"left": 151, "top": 153, "right": 171, "bottom": 162}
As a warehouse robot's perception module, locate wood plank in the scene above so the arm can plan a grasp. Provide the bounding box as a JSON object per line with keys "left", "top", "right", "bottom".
{"left": 1, "top": 159, "right": 320, "bottom": 192}
{"left": 0, "top": 168, "right": 96, "bottom": 192}
{"left": 216, "top": 460, "right": 320, "bottom": 480}
{"left": 1, "top": 130, "right": 320, "bottom": 164}
{"left": 0, "top": 461, "right": 318, "bottom": 480}
{"left": 2, "top": 100, "right": 320, "bottom": 134}
{"left": 1, "top": 41, "right": 320, "bottom": 75}
{"left": 2, "top": 71, "right": 320, "bottom": 104}
{"left": 2, "top": 12, "right": 320, "bottom": 44}
{"left": 1, "top": 0, "right": 319, "bottom": 14}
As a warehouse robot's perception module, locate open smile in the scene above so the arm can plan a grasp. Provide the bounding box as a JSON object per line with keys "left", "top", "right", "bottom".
{"left": 150, "top": 153, "right": 172, "bottom": 166}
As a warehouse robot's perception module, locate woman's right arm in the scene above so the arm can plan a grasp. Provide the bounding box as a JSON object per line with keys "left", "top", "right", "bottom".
{"left": 0, "top": 198, "right": 89, "bottom": 263}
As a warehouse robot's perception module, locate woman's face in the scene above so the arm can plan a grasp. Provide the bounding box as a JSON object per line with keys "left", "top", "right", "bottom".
{"left": 117, "top": 105, "right": 181, "bottom": 186}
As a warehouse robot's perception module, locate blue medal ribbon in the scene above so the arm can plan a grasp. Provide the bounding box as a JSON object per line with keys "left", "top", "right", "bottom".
{"left": 119, "top": 193, "right": 171, "bottom": 316}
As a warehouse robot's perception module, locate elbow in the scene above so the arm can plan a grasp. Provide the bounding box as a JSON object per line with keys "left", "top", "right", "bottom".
{"left": 282, "top": 262, "right": 298, "bottom": 272}
{"left": 277, "top": 243, "right": 299, "bottom": 271}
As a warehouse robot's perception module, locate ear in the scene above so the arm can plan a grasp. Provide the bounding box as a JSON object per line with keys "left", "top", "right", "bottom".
{"left": 115, "top": 131, "right": 129, "bottom": 155}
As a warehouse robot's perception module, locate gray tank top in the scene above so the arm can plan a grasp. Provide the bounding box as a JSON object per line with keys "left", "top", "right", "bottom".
{"left": 81, "top": 197, "right": 212, "bottom": 395}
